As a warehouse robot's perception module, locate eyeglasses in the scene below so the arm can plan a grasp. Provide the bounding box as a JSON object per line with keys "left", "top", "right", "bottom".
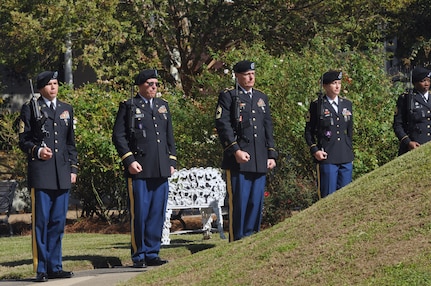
{"left": 146, "top": 81, "right": 160, "bottom": 87}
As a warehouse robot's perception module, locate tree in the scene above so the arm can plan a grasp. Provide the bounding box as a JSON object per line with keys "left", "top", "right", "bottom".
{"left": 385, "top": 0, "right": 431, "bottom": 67}
{"left": 0, "top": 0, "right": 125, "bottom": 82}
{"left": 1, "top": 0, "right": 417, "bottom": 94}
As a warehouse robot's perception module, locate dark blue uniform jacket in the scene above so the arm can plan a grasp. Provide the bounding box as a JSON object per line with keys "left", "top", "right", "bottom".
{"left": 393, "top": 90, "right": 431, "bottom": 155}
{"left": 19, "top": 97, "right": 78, "bottom": 190}
{"left": 215, "top": 88, "right": 277, "bottom": 173}
{"left": 112, "top": 95, "right": 177, "bottom": 179}
{"left": 304, "top": 95, "right": 354, "bottom": 164}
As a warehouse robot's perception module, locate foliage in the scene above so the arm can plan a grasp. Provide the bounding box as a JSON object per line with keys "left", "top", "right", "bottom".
{"left": 386, "top": 0, "right": 431, "bottom": 67}
{"left": 0, "top": 110, "right": 26, "bottom": 184}
{"left": 162, "top": 89, "right": 220, "bottom": 169}
{"left": 0, "top": 38, "right": 403, "bottom": 227}
{"left": 194, "top": 40, "right": 401, "bottom": 225}
{"left": 0, "top": 0, "right": 418, "bottom": 223}
{"left": 0, "top": 0, "right": 126, "bottom": 82}
{"left": 62, "top": 84, "right": 128, "bottom": 221}
{"left": 0, "top": 0, "right": 424, "bottom": 93}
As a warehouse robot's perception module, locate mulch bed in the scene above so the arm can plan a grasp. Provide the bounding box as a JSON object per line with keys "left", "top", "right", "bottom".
{"left": 1, "top": 215, "right": 215, "bottom": 236}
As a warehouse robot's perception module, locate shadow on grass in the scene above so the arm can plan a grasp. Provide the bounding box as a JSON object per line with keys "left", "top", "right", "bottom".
{"left": 99, "top": 241, "right": 130, "bottom": 250}
{"left": 162, "top": 238, "right": 217, "bottom": 254}
{"left": 0, "top": 255, "right": 123, "bottom": 269}
{"left": 66, "top": 255, "right": 124, "bottom": 268}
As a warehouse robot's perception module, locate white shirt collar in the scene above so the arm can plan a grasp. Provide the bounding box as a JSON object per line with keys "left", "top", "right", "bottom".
{"left": 326, "top": 96, "right": 338, "bottom": 105}
{"left": 238, "top": 85, "right": 252, "bottom": 96}
{"left": 42, "top": 97, "right": 56, "bottom": 107}
{"left": 138, "top": 94, "right": 152, "bottom": 103}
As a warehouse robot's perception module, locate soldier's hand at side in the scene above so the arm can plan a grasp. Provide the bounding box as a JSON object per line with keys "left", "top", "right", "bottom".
{"left": 128, "top": 161, "right": 143, "bottom": 174}
{"left": 170, "top": 166, "right": 176, "bottom": 175}
{"left": 314, "top": 150, "right": 327, "bottom": 161}
{"left": 40, "top": 147, "right": 53, "bottom": 160}
{"left": 408, "top": 141, "right": 421, "bottom": 150}
{"left": 267, "top": 159, "right": 276, "bottom": 170}
{"left": 234, "top": 150, "right": 250, "bottom": 163}
{"left": 71, "top": 173, "right": 77, "bottom": 184}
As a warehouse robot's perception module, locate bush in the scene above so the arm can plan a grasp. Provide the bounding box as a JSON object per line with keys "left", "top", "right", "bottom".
{"left": 194, "top": 40, "right": 401, "bottom": 225}
{"left": 62, "top": 84, "right": 128, "bottom": 221}
{"left": 0, "top": 39, "right": 403, "bottom": 227}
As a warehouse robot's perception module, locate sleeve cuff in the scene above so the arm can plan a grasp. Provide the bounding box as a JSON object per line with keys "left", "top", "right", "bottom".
{"left": 309, "top": 144, "right": 319, "bottom": 155}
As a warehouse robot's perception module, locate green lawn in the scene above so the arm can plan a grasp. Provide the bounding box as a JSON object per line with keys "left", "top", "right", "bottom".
{"left": 0, "top": 231, "right": 227, "bottom": 281}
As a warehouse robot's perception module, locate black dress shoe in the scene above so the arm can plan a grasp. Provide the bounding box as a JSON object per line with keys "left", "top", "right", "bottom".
{"left": 35, "top": 272, "right": 48, "bottom": 282}
{"left": 48, "top": 270, "right": 74, "bottom": 279}
{"left": 146, "top": 257, "right": 168, "bottom": 266}
{"left": 132, "top": 260, "right": 147, "bottom": 268}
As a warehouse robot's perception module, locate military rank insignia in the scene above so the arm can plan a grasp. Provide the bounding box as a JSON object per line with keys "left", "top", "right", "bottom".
{"left": 257, "top": 98, "right": 266, "bottom": 113}
{"left": 60, "top": 110, "right": 70, "bottom": 126}
{"left": 158, "top": 105, "right": 167, "bottom": 114}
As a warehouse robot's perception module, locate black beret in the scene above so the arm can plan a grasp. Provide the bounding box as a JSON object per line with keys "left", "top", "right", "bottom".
{"left": 233, "top": 60, "right": 255, "bottom": 73}
{"left": 412, "top": 67, "right": 431, "bottom": 83}
{"left": 322, "top": 70, "right": 342, "bottom": 84}
{"left": 134, "top": 69, "right": 158, "bottom": 85}
{"left": 36, "top": 71, "right": 58, "bottom": 89}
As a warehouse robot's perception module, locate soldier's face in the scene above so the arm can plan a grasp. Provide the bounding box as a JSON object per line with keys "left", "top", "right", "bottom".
{"left": 414, "top": 78, "right": 430, "bottom": 93}
{"left": 40, "top": 79, "right": 58, "bottom": 101}
{"left": 236, "top": 71, "right": 255, "bottom": 90}
{"left": 323, "top": 80, "right": 341, "bottom": 99}
{"left": 138, "top": 79, "right": 159, "bottom": 99}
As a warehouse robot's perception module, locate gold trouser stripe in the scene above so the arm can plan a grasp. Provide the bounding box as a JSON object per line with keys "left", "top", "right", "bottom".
{"left": 226, "top": 170, "right": 234, "bottom": 242}
{"left": 31, "top": 188, "right": 37, "bottom": 272}
{"left": 128, "top": 178, "right": 137, "bottom": 254}
{"left": 316, "top": 164, "right": 321, "bottom": 200}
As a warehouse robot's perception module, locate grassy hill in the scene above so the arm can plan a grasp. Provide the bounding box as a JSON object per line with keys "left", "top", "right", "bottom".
{"left": 126, "top": 143, "right": 431, "bottom": 286}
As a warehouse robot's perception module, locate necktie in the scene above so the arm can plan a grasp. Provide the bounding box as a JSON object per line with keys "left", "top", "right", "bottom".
{"left": 50, "top": 102, "right": 55, "bottom": 111}
{"left": 332, "top": 101, "right": 338, "bottom": 113}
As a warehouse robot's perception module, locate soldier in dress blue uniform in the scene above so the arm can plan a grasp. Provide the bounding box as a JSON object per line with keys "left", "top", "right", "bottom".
{"left": 393, "top": 66, "right": 431, "bottom": 155}
{"left": 215, "top": 60, "right": 278, "bottom": 242}
{"left": 304, "top": 70, "right": 354, "bottom": 199}
{"left": 112, "top": 69, "right": 177, "bottom": 268}
{"left": 18, "top": 71, "right": 78, "bottom": 282}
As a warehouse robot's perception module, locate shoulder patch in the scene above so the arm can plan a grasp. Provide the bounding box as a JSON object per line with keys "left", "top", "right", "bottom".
{"left": 215, "top": 105, "right": 222, "bottom": 120}
{"left": 19, "top": 120, "right": 25, "bottom": 134}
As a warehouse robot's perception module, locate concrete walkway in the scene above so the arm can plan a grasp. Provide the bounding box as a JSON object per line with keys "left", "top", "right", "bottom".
{"left": 0, "top": 267, "right": 148, "bottom": 286}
